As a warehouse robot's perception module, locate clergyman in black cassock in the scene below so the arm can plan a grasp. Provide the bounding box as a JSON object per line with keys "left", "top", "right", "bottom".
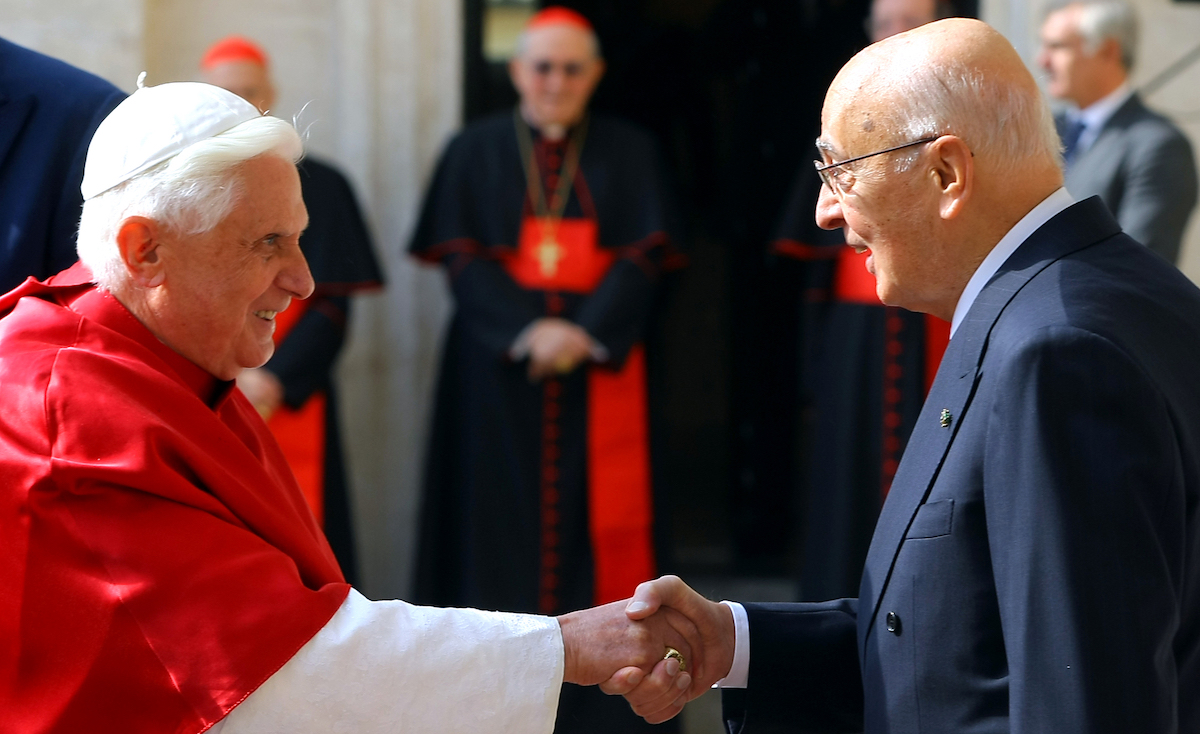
{"left": 409, "top": 9, "right": 682, "bottom": 733}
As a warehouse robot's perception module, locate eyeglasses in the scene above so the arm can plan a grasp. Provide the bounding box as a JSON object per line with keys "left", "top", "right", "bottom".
{"left": 814, "top": 136, "right": 941, "bottom": 196}
{"left": 531, "top": 60, "right": 587, "bottom": 77}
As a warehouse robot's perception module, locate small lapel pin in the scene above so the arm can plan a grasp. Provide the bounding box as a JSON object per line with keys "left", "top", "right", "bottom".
{"left": 939, "top": 408, "right": 952, "bottom": 428}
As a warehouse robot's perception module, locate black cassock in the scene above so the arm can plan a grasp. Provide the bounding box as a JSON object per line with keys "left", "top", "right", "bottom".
{"left": 410, "top": 111, "right": 681, "bottom": 734}
{"left": 263, "top": 156, "right": 383, "bottom": 587}
{"left": 773, "top": 167, "right": 948, "bottom": 602}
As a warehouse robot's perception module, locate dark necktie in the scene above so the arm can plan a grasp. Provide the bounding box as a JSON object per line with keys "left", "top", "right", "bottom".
{"left": 1061, "top": 117, "right": 1087, "bottom": 168}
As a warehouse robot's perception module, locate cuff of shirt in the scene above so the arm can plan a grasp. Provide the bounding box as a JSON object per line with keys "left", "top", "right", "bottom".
{"left": 714, "top": 600, "right": 749, "bottom": 688}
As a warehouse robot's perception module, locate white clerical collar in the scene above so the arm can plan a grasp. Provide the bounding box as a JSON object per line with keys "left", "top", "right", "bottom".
{"left": 1069, "top": 82, "right": 1133, "bottom": 154}
{"left": 950, "top": 187, "right": 1075, "bottom": 337}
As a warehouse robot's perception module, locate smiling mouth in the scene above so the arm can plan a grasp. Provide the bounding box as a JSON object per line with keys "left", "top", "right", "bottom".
{"left": 254, "top": 310, "right": 278, "bottom": 320}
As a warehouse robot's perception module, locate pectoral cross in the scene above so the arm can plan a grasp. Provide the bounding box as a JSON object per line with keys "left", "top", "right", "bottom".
{"left": 536, "top": 237, "right": 566, "bottom": 277}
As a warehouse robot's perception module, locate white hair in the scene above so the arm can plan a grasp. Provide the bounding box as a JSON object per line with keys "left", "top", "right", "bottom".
{"left": 77, "top": 115, "right": 303, "bottom": 291}
{"left": 882, "top": 59, "right": 1063, "bottom": 177}
{"left": 1046, "top": 0, "right": 1139, "bottom": 70}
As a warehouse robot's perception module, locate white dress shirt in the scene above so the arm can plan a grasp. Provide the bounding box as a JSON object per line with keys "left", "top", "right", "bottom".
{"left": 1064, "top": 82, "right": 1132, "bottom": 159}
{"left": 721, "top": 186, "right": 1077, "bottom": 688}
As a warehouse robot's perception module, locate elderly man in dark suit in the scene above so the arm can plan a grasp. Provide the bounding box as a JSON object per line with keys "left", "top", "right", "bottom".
{"left": 0, "top": 38, "right": 124, "bottom": 291}
{"left": 599, "top": 17, "right": 1200, "bottom": 733}
{"left": 1038, "top": 0, "right": 1197, "bottom": 264}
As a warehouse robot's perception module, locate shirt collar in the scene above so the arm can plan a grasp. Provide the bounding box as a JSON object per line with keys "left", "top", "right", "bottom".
{"left": 1076, "top": 81, "right": 1132, "bottom": 130}
{"left": 1069, "top": 82, "right": 1132, "bottom": 153}
{"left": 950, "top": 187, "right": 1075, "bottom": 337}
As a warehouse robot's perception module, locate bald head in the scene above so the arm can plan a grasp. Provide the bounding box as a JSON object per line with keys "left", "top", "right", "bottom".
{"left": 815, "top": 19, "right": 1064, "bottom": 320}
{"left": 829, "top": 19, "right": 1061, "bottom": 184}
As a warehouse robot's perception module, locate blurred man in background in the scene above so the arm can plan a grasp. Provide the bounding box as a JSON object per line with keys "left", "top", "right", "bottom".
{"left": 202, "top": 35, "right": 383, "bottom": 584}
{"left": 1038, "top": 0, "right": 1197, "bottom": 263}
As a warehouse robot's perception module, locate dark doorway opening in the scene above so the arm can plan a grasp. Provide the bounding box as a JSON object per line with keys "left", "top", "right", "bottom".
{"left": 460, "top": 0, "right": 980, "bottom": 582}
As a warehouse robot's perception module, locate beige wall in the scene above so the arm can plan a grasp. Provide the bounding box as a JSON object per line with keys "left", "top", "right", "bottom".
{"left": 0, "top": 0, "right": 459, "bottom": 600}
{"left": 984, "top": 0, "right": 1200, "bottom": 280}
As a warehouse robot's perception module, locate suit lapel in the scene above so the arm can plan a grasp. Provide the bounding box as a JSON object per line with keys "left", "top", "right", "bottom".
{"left": 857, "top": 197, "right": 1122, "bottom": 654}
{"left": 0, "top": 92, "right": 35, "bottom": 173}
{"left": 1065, "top": 94, "right": 1142, "bottom": 189}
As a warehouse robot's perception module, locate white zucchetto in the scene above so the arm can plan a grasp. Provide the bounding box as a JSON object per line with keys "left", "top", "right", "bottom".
{"left": 81, "top": 79, "right": 261, "bottom": 200}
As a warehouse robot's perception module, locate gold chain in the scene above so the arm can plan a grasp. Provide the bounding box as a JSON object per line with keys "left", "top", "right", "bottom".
{"left": 513, "top": 108, "right": 589, "bottom": 246}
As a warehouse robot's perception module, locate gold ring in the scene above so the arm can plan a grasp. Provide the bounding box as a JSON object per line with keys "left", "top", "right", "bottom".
{"left": 663, "top": 646, "right": 686, "bottom": 672}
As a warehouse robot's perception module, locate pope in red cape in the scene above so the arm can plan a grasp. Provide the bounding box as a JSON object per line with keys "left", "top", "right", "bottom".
{"left": 0, "top": 80, "right": 348, "bottom": 732}
{"left": 0, "top": 77, "right": 702, "bottom": 733}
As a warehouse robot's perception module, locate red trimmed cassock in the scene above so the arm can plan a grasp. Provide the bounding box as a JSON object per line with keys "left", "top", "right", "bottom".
{"left": 410, "top": 111, "right": 682, "bottom": 732}
{"left": 259, "top": 156, "right": 383, "bottom": 585}
{"left": 772, "top": 167, "right": 950, "bottom": 601}
{"left": 0, "top": 263, "right": 350, "bottom": 732}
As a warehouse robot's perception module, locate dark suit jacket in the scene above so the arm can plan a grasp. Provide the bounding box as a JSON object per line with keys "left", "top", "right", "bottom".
{"left": 727, "top": 197, "right": 1200, "bottom": 733}
{"left": 0, "top": 38, "right": 124, "bottom": 293}
{"left": 1058, "top": 93, "right": 1198, "bottom": 264}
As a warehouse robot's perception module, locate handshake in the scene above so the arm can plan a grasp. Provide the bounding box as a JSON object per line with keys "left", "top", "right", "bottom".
{"left": 556, "top": 575, "right": 736, "bottom": 723}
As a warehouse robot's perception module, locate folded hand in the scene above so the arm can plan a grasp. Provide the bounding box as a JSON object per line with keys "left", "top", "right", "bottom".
{"left": 526, "top": 318, "right": 592, "bottom": 380}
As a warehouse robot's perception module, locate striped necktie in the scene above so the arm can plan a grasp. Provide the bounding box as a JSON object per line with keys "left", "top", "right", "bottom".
{"left": 1061, "top": 117, "right": 1087, "bottom": 168}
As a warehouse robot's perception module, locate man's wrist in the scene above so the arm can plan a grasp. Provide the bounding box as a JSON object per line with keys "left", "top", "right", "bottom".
{"left": 714, "top": 601, "right": 749, "bottom": 688}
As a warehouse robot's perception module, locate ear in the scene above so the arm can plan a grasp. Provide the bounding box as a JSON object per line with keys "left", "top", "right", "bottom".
{"left": 1097, "top": 37, "right": 1123, "bottom": 66}
{"left": 928, "top": 135, "right": 973, "bottom": 220}
{"left": 590, "top": 57, "right": 607, "bottom": 85}
{"left": 115, "top": 216, "right": 166, "bottom": 288}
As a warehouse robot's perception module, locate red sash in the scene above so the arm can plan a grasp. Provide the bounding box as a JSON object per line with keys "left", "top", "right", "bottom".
{"left": 508, "top": 217, "right": 612, "bottom": 293}
{"left": 506, "top": 216, "right": 656, "bottom": 606}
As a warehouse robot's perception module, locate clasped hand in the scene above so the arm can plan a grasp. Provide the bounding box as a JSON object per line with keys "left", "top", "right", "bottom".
{"left": 526, "top": 318, "right": 593, "bottom": 380}
{"left": 557, "top": 575, "right": 735, "bottom": 724}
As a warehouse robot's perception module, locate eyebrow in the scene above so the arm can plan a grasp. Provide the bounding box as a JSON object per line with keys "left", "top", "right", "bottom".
{"left": 815, "top": 138, "right": 840, "bottom": 159}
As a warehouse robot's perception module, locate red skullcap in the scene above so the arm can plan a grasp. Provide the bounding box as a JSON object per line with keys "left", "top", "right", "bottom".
{"left": 201, "top": 35, "right": 269, "bottom": 70}
{"left": 526, "top": 6, "right": 594, "bottom": 32}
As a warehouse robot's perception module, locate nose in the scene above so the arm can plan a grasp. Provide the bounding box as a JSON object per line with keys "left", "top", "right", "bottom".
{"left": 278, "top": 242, "right": 315, "bottom": 300}
{"left": 544, "top": 69, "right": 568, "bottom": 92}
{"left": 815, "top": 182, "right": 844, "bottom": 231}
{"left": 1036, "top": 46, "right": 1050, "bottom": 71}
